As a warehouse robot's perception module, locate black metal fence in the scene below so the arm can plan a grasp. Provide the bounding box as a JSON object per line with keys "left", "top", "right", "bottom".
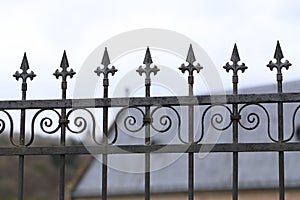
{"left": 0, "top": 41, "right": 299, "bottom": 200}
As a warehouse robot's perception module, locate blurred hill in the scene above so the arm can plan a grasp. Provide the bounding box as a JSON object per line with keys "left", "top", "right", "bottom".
{"left": 0, "top": 133, "right": 87, "bottom": 200}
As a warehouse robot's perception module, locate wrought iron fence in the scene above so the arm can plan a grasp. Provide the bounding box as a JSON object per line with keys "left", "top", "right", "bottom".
{"left": 0, "top": 41, "right": 299, "bottom": 200}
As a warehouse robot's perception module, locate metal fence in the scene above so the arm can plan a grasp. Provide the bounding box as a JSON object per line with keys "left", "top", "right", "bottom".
{"left": 0, "top": 41, "right": 299, "bottom": 200}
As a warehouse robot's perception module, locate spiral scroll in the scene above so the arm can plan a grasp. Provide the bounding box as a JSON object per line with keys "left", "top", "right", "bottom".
{"left": 31, "top": 109, "right": 62, "bottom": 142}
{"left": 113, "top": 106, "right": 145, "bottom": 144}
{"left": 66, "top": 108, "right": 98, "bottom": 144}
{"left": 238, "top": 104, "right": 263, "bottom": 131}
{"left": 195, "top": 105, "right": 232, "bottom": 143}
{"left": 150, "top": 106, "right": 180, "bottom": 133}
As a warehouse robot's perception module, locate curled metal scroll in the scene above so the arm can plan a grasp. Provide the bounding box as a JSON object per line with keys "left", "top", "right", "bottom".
{"left": 113, "top": 106, "right": 145, "bottom": 144}
{"left": 0, "top": 110, "right": 15, "bottom": 146}
{"left": 31, "top": 109, "right": 62, "bottom": 141}
{"left": 238, "top": 104, "right": 263, "bottom": 131}
{"left": 151, "top": 106, "right": 182, "bottom": 144}
{"left": 282, "top": 104, "right": 300, "bottom": 143}
{"left": 195, "top": 105, "right": 232, "bottom": 144}
{"left": 150, "top": 106, "right": 181, "bottom": 133}
{"left": 238, "top": 103, "right": 278, "bottom": 142}
{"left": 66, "top": 108, "right": 99, "bottom": 144}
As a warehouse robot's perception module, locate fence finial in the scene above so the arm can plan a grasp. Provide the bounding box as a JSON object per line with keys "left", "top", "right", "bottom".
{"left": 13, "top": 53, "right": 36, "bottom": 82}
{"left": 274, "top": 40, "right": 284, "bottom": 61}
{"left": 224, "top": 44, "right": 247, "bottom": 74}
{"left": 231, "top": 43, "right": 240, "bottom": 63}
{"left": 101, "top": 47, "right": 111, "bottom": 67}
{"left": 53, "top": 50, "right": 76, "bottom": 80}
{"left": 179, "top": 44, "right": 203, "bottom": 86}
{"left": 186, "top": 44, "right": 196, "bottom": 64}
{"left": 143, "top": 47, "right": 153, "bottom": 64}
{"left": 267, "top": 41, "right": 291, "bottom": 73}
{"left": 224, "top": 44, "right": 247, "bottom": 94}
{"left": 136, "top": 47, "right": 159, "bottom": 85}
{"left": 94, "top": 47, "right": 118, "bottom": 78}
{"left": 94, "top": 47, "right": 118, "bottom": 94}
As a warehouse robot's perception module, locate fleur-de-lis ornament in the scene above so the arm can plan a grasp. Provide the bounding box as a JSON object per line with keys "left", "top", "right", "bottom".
{"left": 223, "top": 44, "right": 247, "bottom": 94}
{"left": 136, "top": 47, "right": 160, "bottom": 87}
{"left": 94, "top": 48, "right": 118, "bottom": 87}
{"left": 13, "top": 53, "right": 36, "bottom": 99}
{"left": 267, "top": 41, "right": 291, "bottom": 93}
{"left": 179, "top": 44, "right": 203, "bottom": 86}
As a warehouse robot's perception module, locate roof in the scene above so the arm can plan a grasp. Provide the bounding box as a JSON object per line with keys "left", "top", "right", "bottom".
{"left": 71, "top": 81, "right": 300, "bottom": 198}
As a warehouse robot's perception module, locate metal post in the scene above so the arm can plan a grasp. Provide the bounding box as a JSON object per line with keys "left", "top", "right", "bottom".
{"left": 13, "top": 53, "right": 36, "bottom": 200}
{"left": 223, "top": 44, "right": 247, "bottom": 200}
{"left": 53, "top": 51, "right": 76, "bottom": 200}
{"left": 179, "top": 44, "right": 202, "bottom": 200}
{"left": 267, "top": 41, "right": 291, "bottom": 200}
{"left": 136, "top": 47, "right": 160, "bottom": 200}
{"left": 94, "top": 47, "right": 118, "bottom": 200}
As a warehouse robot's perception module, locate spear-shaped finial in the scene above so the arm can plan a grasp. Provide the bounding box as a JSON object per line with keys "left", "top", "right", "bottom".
{"left": 179, "top": 44, "right": 203, "bottom": 86}
{"left": 143, "top": 47, "right": 153, "bottom": 64}
{"left": 230, "top": 43, "right": 240, "bottom": 63}
{"left": 94, "top": 47, "right": 118, "bottom": 78}
{"left": 274, "top": 40, "right": 284, "bottom": 61}
{"left": 13, "top": 53, "right": 36, "bottom": 82}
{"left": 186, "top": 44, "right": 196, "bottom": 64}
{"left": 136, "top": 47, "right": 159, "bottom": 84}
{"left": 101, "top": 47, "right": 111, "bottom": 67}
{"left": 223, "top": 44, "right": 247, "bottom": 74}
{"left": 223, "top": 44, "right": 247, "bottom": 94}
{"left": 267, "top": 40, "right": 291, "bottom": 72}
{"left": 53, "top": 50, "right": 76, "bottom": 80}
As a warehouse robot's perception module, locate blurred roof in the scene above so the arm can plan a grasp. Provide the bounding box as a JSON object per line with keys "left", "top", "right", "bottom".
{"left": 71, "top": 81, "right": 300, "bottom": 198}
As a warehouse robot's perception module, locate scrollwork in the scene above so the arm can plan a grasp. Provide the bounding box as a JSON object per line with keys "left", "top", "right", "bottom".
{"left": 31, "top": 109, "right": 61, "bottom": 141}
{"left": 195, "top": 105, "right": 232, "bottom": 143}
{"left": 0, "top": 110, "right": 14, "bottom": 146}
{"left": 150, "top": 106, "right": 180, "bottom": 133}
{"left": 66, "top": 108, "right": 98, "bottom": 144}
{"left": 113, "top": 106, "right": 145, "bottom": 144}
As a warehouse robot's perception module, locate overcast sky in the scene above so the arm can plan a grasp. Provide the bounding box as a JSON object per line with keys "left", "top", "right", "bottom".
{"left": 0, "top": 0, "right": 300, "bottom": 100}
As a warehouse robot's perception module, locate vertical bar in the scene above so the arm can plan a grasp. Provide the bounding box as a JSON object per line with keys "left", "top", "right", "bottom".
{"left": 232, "top": 75, "right": 239, "bottom": 200}
{"left": 188, "top": 76, "right": 194, "bottom": 200}
{"left": 277, "top": 76, "right": 285, "bottom": 200}
{"left": 102, "top": 78, "right": 109, "bottom": 200}
{"left": 94, "top": 48, "right": 118, "bottom": 200}
{"left": 102, "top": 85, "right": 108, "bottom": 200}
{"left": 18, "top": 85, "right": 27, "bottom": 200}
{"left": 145, "top": 82, "right": 151, "bottom": 200}
{"left": 59, "top": 81, "right": 67, "bottom": 200}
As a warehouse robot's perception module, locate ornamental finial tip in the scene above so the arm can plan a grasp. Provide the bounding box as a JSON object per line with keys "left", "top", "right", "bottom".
{"left": 230, "top": 43, "right": 240, "bottom": 63}
{"left": 274, "top": 40, "right": 284, "bottom": 60}
{"left": 101, "top": 47, "right": 111, "bottom": 67}
{"left": 186, "top": 44, "right": 196, "bottom": 64}
{"left": 143, "top": 47, "right": 153, "bottom": 64}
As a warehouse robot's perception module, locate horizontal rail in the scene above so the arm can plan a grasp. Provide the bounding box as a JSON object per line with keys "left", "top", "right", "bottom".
{"left": 0, "top": 143, "right": 300, "bottom": 155}
{"left": 1, "top": 93, "right": 300, "bottom": 110}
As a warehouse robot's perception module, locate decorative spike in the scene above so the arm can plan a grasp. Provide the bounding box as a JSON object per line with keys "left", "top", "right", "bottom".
{"left": 60, "top": 50, "right": 69, "bottom": 69}
{"left": 53, "top": 50, "right": 76, "bottom": 80}
{"left": 143, "top": 47, "right": 153, "bottom": 64}
{"left": 223, "top": 44, "right": 248, "bottom": 85}
{"left": 101, "top": 47, "right": 111, "bottom": 67}
{"left": 20, "top": 53, "right": 29, "bottom": 71}
{"left": 94, "top": 48, "right": 118, "bottom": 80}
{"left": 267, "top": 41, "right": 291, "bottom": 76}
{"left": 179, "top": 44, "right": 203, "bottom": 82}
{"left": 186, "top": 44, "right": 196, "bottom": 64}
{"left": 13, "top": 52, "right": 36, "bottom": 82}
{"left": 274, "top": 40, "right": 284, "bottom": 60}
{"left": 230, "top": 43, "right": 240, "bottom": 62}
